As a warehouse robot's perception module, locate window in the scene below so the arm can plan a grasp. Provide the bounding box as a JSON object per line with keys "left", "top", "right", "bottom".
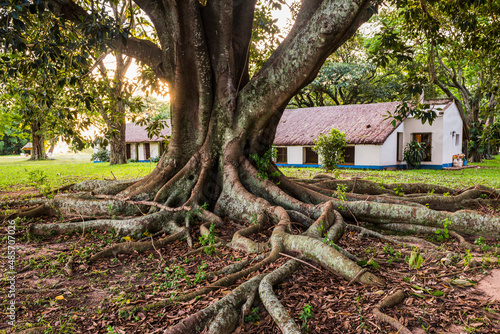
{"left": 275, "top": 147, "right": 287, "bottom": 163}
{"left": 144, "top": 143, "right": 151, "bottom": 160}
{"left": 126, "top": 144, "right": 131, "bottom": 160}
{"left": 397, "top": 132, "right": 403, "bottom": 162}
{"left": 343, "top": 146, "right": 355, "bottom": 164}
{"left": 303, "top": 147, "right": 318, "bottom": 164}
{"left": 412, "top": 133, "right": 432, "bottom": 161}
{"left": 455, "top": 134, "right": 460, "bottom": 146}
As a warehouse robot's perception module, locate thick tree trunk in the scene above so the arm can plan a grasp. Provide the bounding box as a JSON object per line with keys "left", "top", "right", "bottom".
{"left": 30, "top": 121, "right": 46, "bottom": 160}
{"left": 108, "top": 108, "right": 127, "bottom": 165}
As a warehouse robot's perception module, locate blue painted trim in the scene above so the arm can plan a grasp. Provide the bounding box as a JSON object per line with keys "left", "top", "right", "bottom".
{"left": 337, "top": 164, "right": 405, "bottom": 170}
{"left": 138, "top": 160, "right": 150, "bottom": 162}
{"left": 93, "top": 161, "right": 104, "bottom": 163}
{"left": 277, "top": 163, "right": 452, "bottom": 170}
{"left": 276, "top": 163, "right": 321, "bottom": 168}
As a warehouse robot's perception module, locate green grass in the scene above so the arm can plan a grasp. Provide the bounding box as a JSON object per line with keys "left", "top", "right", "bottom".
{"left": 0, "top": 153, "right": 157, "bottom": 192}
{"left": 1, "top": 153, "right": 499, "bottom": 194}
{"left": 280, "top": 155, "right": 500, "bottom": 189}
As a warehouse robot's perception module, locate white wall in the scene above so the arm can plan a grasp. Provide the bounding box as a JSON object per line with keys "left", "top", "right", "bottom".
{"left": 379, "top": 123, "right": 404, "bottom": 166}
{"left": 441, "top": 103, "right": 463, "bottom": 164}
{"left": 287, "top": 146, "right": 303, "bottom": 164}
{"left": 404, "top": 114, "right": 444, "bottom": 165}
{"left": 354, "top": 145, "right": 380, "bottom": 166}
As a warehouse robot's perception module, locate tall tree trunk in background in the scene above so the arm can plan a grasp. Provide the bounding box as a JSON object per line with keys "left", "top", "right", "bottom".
{"left": 108, "top": 103, "right": 127, "bottom": 165}
{"left": 30, "top": 121, "right": 46, "bottom": 160}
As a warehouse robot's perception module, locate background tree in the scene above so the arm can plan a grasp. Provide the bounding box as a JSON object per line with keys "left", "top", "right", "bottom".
{"left": 372, "top": 0, "right": 500, "bottom": 161}
{"left": 289, "top": 33, "right": 405, "bottom": 108}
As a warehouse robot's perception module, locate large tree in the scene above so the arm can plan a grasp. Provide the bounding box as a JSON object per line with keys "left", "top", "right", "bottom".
{"left": 5, "top": 1, "right": 500, "bottom": 332}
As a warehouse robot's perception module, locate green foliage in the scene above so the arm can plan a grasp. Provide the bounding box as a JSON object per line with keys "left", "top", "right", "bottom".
{"left": 394, "top": 185, "right": 405, "bottom": 196}
{"left": 474, "top": 237, "right": 491, "bottom": 252}
{"left": 435, "top": 218, "right": 451, "bottom": 242}
{"left": 403, "top": 140, "right": 426, "bottom": 169}
{"left": 334, "top": 184, "right": 348, "bottom": 201}
{"left": 198, "top": 222, "right": 217, "bottom": 255}
{"left": 193, "top": 263, "right": 207, "bottom": 284}
{"left": 313, "top": 128, "right": 346, "bottom": 171}
{"left": 92, "top": 149, "right": 110, "bottom": 163}
{"left": 463, "top": 249, "right": 473, "bottom": 267}
{"left": 299, "top": 303, "right": 314, "bottom": 332}
{"left": 244, "top": 307, "right": 260, "bottom": 323}
{"left": 407, "top": 246, "right": 423, "bottom": 269}
{"left": 250, "top": 148, "right": 280, "bottom": 181}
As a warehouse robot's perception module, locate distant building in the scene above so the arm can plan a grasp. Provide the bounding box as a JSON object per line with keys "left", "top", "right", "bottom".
{"left": 273, "top": 100, "right": 463, "bottom": 169}
{"left": 124, "top": 122, "right": 171, "bottom": 162}
{"left": 93, "top": 122, "right": 171, "bottom": 162}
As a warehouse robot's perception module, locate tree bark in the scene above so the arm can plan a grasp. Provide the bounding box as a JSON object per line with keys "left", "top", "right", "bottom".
{"left": 30, "top": 121, "right": 46, "bottom": 160}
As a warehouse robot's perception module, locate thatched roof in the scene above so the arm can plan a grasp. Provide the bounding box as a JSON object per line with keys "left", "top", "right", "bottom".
{"left": 22, "top": 143, "right": 32, "bottom": 150}
{"left": 274, "top": 102, "right": 405, "bottom": 146}
{"left": 125, "top": 121, "right": 171, "bottom": 143}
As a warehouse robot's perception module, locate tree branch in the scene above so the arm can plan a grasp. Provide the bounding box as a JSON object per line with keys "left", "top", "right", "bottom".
{"left": 49, "top": 0, "right": 167, "bottom": 80}
{"left": 237, "top": 0, "right": 374, "bottom": 133}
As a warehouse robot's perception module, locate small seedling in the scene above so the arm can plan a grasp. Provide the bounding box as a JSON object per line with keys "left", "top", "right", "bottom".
{"left": 299, "top": 303, "right": 314, "bottom": 332}
{"left": 244, "top": 307, "right": 260, "bottom": 323}
{"left": 407, "top": 246, "right": 423, "bottom": 269}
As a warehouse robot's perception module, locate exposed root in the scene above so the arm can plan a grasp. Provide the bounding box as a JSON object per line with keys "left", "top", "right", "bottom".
{"left": 94, "top": 194, "right": 191, "bottom": 212}
{"left": 259, "top": 260, "right": 302, "bottom": 334}
{"left": 348, "top": 224, "right": 437, "bottom": 250}
{"left": 299, "top": 177, "right": 456, "bottom": 196}
{"left": 231, "top": 213, "right": 271, "bottom": 253}
{"left": 89, "top": 230, "right": 184, "bottom": 263}
{"left": 28, "top": 211, "right": 179, "bottom": 237}
{"left": 372, "top": 290, "right": 412, "bottom": 334}
{"left": 141, "top": 250, "right": 281, "bottom": 311}
{"left": 165, "top": 274, "right": 264, "bottom": 334}
{"left": 342, "top": 200, "right": 500, "bottom": 238}
{"left": 0, "top": 197, "right": 49, "bottom": 209}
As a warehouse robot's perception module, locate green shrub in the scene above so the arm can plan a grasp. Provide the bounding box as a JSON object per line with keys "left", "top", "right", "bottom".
{"left": 313, "top": 128, "right": 346, "bottom": 171}
{"left": 403, "top": 140, "right": 426, "bottom": 169}
{"left": 92, "top": 148, "right": 110, "bottom": 162}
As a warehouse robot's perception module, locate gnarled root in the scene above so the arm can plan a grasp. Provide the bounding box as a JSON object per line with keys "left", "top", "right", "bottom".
{"left": 372, "top": 290, "right": 412, "bottom": 334}
{"left": 28, "top": 211, "right": 179, "bottom": 237}
{"left": 260, "top": 260, "right": 302, "bottom": 334}
{"left": 165, "top": 274, "right": 265, "bottom": 334}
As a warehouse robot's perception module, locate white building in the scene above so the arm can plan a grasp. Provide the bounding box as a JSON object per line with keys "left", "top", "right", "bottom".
{"left": 273, "top": 100, "right": 463, "bottom": 169}
{"left": 125, "top": 122, "right": 170, "bottom": 162}
{"left": 94, "top": 122, "right": 170, "bottom": 162}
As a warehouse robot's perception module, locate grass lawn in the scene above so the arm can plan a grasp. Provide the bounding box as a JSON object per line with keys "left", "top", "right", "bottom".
{"left": 1, "top": 153, "right": 499, "bottom": 194}
{"left": 0, "top": 153, "right": 157, "bottom": 192}
{"left": 280, "top": 155, "right": 500, "bottom": 189}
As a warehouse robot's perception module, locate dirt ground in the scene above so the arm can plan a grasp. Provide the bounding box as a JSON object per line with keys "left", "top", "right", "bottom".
{"left": 1, "top": 189, "right": 500, "bottom": 334}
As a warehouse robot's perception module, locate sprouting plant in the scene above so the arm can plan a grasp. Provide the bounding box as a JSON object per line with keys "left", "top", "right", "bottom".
{"left": 443, "top": 192, "right": 450, "bottom": 197}
{"left": 394, "top": 185, "right": 405, "bottom": 196}
{"left": 244, "top": 307, "right": 260, "bottom": 323}
{"left": 250, "top": 148, "right": 280, "bottom": 181}
{"left": 435, "top": 218, "right": 451, "bottom": 242}
{"left": 407, "top": 246, "right": 423, "bottom": 269}
{"left": 463, "top": 249, "right": 473, "bottom": 267}
{"left": 334, "top": 184, "right": 348, "bottom": 201}
{"left": 427, "top": 188, "right": 435, "bottom": 195}
{"left": 299, "top": 304, "right": 314, "bottom": 332}
{"left": 480, "top": 193, "right": 489, "bottom": 199}
{"left": 474, "top": 237, "right": 491, "bottom": 251}
{"left": 27, "top": 168, "right": 51, "bottom": 195}
{"left": 193, "top": 263, "right": 207, "bottom": 284}
{"left": 199, "top": 223, "right": 217, "bottom": 255}
{"left": 186, "top": 202, "right": 209, "bottom": 222}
